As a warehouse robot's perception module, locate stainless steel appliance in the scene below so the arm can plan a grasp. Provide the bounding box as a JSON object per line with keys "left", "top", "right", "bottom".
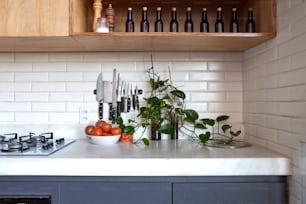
{"left": 0, "top": 132, "right": 75, "bottom": 156}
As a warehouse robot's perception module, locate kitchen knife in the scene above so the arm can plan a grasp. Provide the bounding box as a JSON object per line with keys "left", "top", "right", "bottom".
{"left": 93, "top": 72, "right": 104, "bottom": 119}
{"left": 121, "top": 81, "right": 128, "bottom": 113}
{"left": 111, "top": 68, "right": 117, "bottom": 124}
{"left": 127, "top": 82, "right": 131, "bottom": 112}
{"left": 135, "top": 83, "right": 140, "bottom": 111}
{"left": 116, "top": 73, "right": 122, "bottom": 117}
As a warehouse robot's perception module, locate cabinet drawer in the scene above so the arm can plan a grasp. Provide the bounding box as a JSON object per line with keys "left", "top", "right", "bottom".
{"left": 173, "top": 182, "right": 287, "bottom": 204}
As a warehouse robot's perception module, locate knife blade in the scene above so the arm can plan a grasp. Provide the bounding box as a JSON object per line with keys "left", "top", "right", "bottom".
{"left": 116, "top": 73, "right": 122, "bottom": 117}
{"left": 93, "top": 72, "right": 104, "bottom": 119}
{"left": 111, "top": 68, "right": 117, "bottom": 124}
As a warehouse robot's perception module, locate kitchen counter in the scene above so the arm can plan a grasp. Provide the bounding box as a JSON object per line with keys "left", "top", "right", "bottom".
{"left": 0, "top": 139, "right": 291, "bottom": 176}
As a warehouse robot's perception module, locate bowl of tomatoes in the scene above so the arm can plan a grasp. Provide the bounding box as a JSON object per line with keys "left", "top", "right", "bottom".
{"left": 85, "top": 120, "right": 122, "bottom": 145}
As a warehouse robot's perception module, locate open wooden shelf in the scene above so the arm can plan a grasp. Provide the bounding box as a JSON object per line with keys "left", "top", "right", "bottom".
{"left": 0, "top": 0, "right": 276, "bottom": 52}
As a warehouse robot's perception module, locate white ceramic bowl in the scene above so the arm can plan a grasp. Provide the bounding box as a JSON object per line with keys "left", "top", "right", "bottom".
{"left": 87, "top": 134, "right": 120, "bottom": 145}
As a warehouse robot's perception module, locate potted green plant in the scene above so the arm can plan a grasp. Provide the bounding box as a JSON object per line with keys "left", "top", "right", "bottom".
{"left": 137, "top": 64, "right": 186, "bottom": 140}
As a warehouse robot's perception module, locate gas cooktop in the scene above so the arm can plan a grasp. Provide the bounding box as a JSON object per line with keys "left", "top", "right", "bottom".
{"left": 0, "top": 132, "right": 75, "bottom": 156}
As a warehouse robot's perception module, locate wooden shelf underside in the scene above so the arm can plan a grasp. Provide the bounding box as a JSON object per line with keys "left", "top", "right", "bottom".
{"left": 0, "top": 32, "right": 274, "bottom": 52}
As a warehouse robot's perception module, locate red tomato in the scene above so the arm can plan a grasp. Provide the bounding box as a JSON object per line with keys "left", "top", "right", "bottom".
{"left": 85, "top": 125, "right": 95, "bottom": 135}
{"left": 95, "top": 120, "right": 106, "bottom": 127}
{"left": 110, "top": 127, "right": 122, "bottom": 135}
{"left": 92, "top": 127, "right": 103, "bottom": 136}
{"left": 101, "top": 123, "right": 112, "bottom": 133}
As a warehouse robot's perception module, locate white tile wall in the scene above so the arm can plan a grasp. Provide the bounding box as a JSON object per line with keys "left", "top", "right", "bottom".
{"left": 243, "top": 1, "right": 306, "bottom": 203}
{"left": 0, "top": 52, "right": 243, "bottom": 127}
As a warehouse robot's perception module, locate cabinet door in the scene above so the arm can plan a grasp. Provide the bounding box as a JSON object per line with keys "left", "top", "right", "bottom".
{"left": 173, "top": 182, "right": 287, "bottom": 204}
{"left": 0, "top": 181, "right": 60, "bottom": 204}
{"left": 60, "top": 182, "right": 172, "bottom": 204}
{"left": 0, "top": 0, "right": 69, "bottom": 36}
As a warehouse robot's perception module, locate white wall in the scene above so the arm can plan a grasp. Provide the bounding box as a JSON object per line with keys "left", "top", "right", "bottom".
{"left": 243, "top": 0, "right": 306, "bottom": 203}
{"left": 0, "top": 52, "right": 243, "bottom": 127}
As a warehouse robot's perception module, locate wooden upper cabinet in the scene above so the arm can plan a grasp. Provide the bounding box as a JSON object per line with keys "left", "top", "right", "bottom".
{"left": 0, "top": 0, "right": 69, "bottom": 36}
{"left": 0, "top": 0, "right": 276, "bottom": 51}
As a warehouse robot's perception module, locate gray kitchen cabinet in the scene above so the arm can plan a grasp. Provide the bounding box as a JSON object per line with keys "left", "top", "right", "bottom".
{"left": 0, "top": 176, "right": 287, "bottom": 204}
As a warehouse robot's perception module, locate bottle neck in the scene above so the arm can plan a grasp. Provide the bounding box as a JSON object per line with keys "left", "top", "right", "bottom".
{"left": 172, "top": 11, "right": 177, "bottom": 21}
{"left": 142, "top": 10, "right": 147, "bottom": 21}
{"left": 248, "top": 10, "right": 253, "bottom": 20}
{"left": 156, "top": 11, "right": 161, "bottom": 21}
{"left": 127, "top": 10, "right": 133, "bottom": 20}
{"left": 217, "top": 11, "right": 222, "bottom": 20}
{"left": 186, "top": 11, "right": 192, "bottom": 20}
{"left": 232, "top": 11, "right": 237, "bottom": 21}
{"left": 202, "top": 11, "right": 207, "bottom": 21}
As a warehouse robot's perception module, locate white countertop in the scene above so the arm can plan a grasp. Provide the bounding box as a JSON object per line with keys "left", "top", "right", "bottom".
{"left": 0, "top": 139, "right": 291, "bottom": 176}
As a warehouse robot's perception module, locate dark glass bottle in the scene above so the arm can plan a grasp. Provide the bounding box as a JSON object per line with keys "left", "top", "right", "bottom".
{"left": 185, "top": 7, "right": 193, "bottom": 32}
{"left": 154, "top": 7, "right": 163, "bottom": 32}
{"left": 200, "top": 8, "right": 209, "bottom": 32}
{"left": 215, "top": 7, "right": 224, "bottom": 32}
{"left": 230, "top": 8, "right": 239, "bottom": 32}
{"left": 246, "top": 8, "right": 255, "bottom": 32}
{"left": 125, "top": 7, "right": 134, "bottom": 32}
{"left": 140, "top": 7, "right": 149, "bottom": 32}
{"left": 170, "top": 7, "right": 179, "bottom": 32}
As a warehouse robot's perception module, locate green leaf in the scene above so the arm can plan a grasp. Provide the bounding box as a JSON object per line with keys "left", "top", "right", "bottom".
{"left": 116, "top": 116, "right": 123, "bottom": 126}
{"left": 230, "top": 130, "right": 242, "bottom": 137}
{"left": 199, "top": 132, "right": 210, "bottom": 144}
{"left": 142, "top": 138, "right": 150, "bottom": 146}
{"left": 201, "top": 118, "right": 215, "bottom": 126}
{"left": 184, "top": 109, "right": 199, "bottom": 123}
{"left": 175, "top": 108, "right": 184, "bottom": 115}
{"left": 195, "top": 123, "right": 207, "bottom": 129}
{"left": 216, "top": 115, "right": 230, "bottom": 122}
{"left": 123, "top": 126, "right": 135, "bottom": 135}
{"left": 222, "top": 124, "right": 232, "bottom": 133}
{"left": 170, "top": 90, "right": 186, "bottom": 100}
{"left": 158, "top": 123, "right": 173, "bottom": 134}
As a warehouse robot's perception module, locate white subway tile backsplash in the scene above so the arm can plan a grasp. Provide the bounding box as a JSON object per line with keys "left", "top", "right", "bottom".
{"left": 15, "top": 112, "right": 48, "bottom": 123}
{"left": 208, "top": 82, "right": 242, "bottom": 91}
{"left": 0, "top": 102, "right": 31, "bottom": 111}
{"left": 101, "top": 62, "right": 136, "bottom": 72}
{"left": 224, "top": 72, "right": 242, "bottom": 81}
{"left": 83, "top": 52, "right": 120, "bottom": 62}
{"left": 15, "top": 72, "right": 48, "bottom": 82}
{"left": 0, "top": 93, "right": 14, "bottom": 101}
{"left": 277, "top": 67, "right": 306, "bottom": 87}
{"left": 0, "top": 72, "right": 13, "bottom": 82}
{"left": 278, "top": 102, "right": 306, "bottom": 117}
{"left": 49, "top": 93, "right": 84, "bottom": 102}
{"left": 190, "top": 52, "right": 226, "bottom": 61}
{"left": 191, "top": 92, "right": 226, "bottom": 102}
{"left": 31, "top": 82, "right": 66, "bottom": 92}
{"left": 278, "top": 33, "right": 306, "bottom": 58}
{"left": 0, "top": 53, "right": 14, "bottom": 62}
{"left": 32, "top": 103, "right": 66, "bottom": 112}
{"left": 49, "top": 72, "right": 83, "bottom": 82}
{"left": 15, "top": 93, "right": 48, "bottom": 102}
{"left": 0, "top": 82, "right": 31, "bottom": 92}
{"left": 0, "top": 63, "right": 32, "bottom": 71}
{"left": 33, "top": 63, "right": 67, "bottom": 71}
{"left": 0, "top": 112, "right": 14, "bottom": 122}
{"left": 172, "top": 62, "right": 207, "bottom": 71}
{"left": 49, "top": 113, "right": 79, "bottom": 123}
{"left": 175, "top": 82, "right": 207, "bottom": 91}
{"left": 256, "top": 102, "right": 278, "bottom": 115}
{"left": 15, "top": 53, "right": 48, "bottom": 62}
{"left": 67, "top": 63, "right": 101, "bottom": 72}
{"left": 208, "top": 102, "right": 242, "bottom": 112}
{"left": 66, "top": 82, "right": 95, "bottom": 92}
{"left": 208, "top": 62, "right": 242, "bottom": 71}
{"left": 48, "top": 53, "right": 84, "bottom": 62}
{"left": 189, "top": 72, "right": 224, "bottom": 81}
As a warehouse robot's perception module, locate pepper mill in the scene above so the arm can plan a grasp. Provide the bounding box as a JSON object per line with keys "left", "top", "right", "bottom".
{"left": 92, "top": 0, "right": 102, "bottom": 32}
{"left": 105, "top": 4, "right": 115, "bottom": 32}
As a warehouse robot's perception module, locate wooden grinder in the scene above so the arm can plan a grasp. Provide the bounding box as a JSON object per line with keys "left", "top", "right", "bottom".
{"left": 105, "top": 3, "right": 115, "bottom": 32}
{"left": 92, "top": 0, "right": 102, "bottom": 32}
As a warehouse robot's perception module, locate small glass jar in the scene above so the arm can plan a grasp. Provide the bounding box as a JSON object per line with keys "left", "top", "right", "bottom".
{"left": 96, "top": 17, "right": 109, "bottom": 33}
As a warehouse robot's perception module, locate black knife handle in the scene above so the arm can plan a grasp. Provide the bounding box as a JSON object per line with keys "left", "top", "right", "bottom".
{"left": 127, "top": 97, "right": 131, "bottom": 112}
{"left": 117, "top": 102, "right": 121, "bottom": 117}
{"left": 132, "top": 95, "right": 136, "bottom": 110}
{"left": 98, "top": 102, "right": 103, "bottom": 120}
{"left": 108, "top": 103, "right": 113, "bottom": 121}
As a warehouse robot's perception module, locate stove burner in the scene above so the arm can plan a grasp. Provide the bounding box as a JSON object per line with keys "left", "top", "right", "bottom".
{"left": 0, "top": 132, "right": 74, "bottom": 156}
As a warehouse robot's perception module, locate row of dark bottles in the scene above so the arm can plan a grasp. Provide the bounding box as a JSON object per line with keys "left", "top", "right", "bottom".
{"left": 126, "top": 7, "right": 255, "bottom": 33}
